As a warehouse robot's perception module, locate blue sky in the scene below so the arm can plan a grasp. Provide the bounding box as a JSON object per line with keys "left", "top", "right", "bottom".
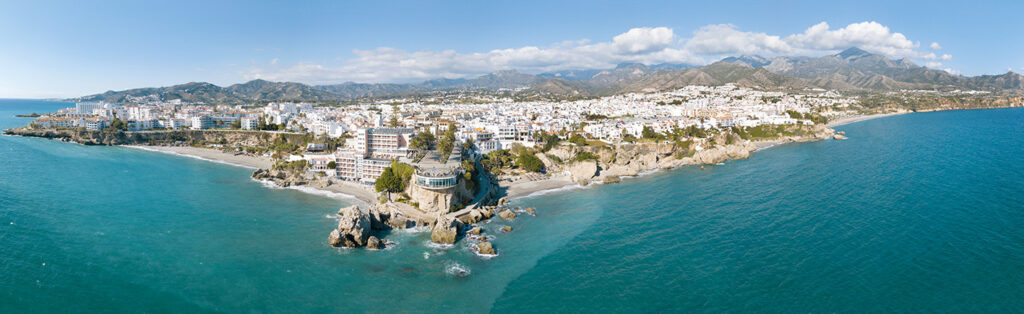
{"left": 1, "top": 0, "right": 1022, "bottom": 98}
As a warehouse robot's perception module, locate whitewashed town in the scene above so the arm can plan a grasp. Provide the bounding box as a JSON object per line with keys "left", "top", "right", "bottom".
{"left": 29, "top": 84, "right": 855, "bottom": 185}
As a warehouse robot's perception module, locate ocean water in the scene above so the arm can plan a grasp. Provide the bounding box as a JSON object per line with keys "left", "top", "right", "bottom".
{"left": 2, "top": 99, "right": 1023, "bottom": 312}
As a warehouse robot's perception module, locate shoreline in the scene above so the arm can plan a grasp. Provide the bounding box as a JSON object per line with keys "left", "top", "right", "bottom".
{"left": 124, "top": 145, "right": 376, "bottom": 207}
{"left": 827, "top": 111, "right": 909, "bottom": 127}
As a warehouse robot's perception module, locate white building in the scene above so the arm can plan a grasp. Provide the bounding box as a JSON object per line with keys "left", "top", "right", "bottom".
{"left": 191, "top": 115, "right": 213, "bottom": 130}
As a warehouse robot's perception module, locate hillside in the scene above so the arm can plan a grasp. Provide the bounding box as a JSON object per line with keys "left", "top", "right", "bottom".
{"left": 75, "top": 47, "right": 1024, "bottom": 104}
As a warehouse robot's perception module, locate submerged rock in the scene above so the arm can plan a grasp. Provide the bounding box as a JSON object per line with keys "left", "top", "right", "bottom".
{"left": 833, "top": 134, "right": 848, "bottom": 140}
{"left": 525, "top": 207, "right": 536, "bottom": 215}
{"left": 501, "top": 226, "right": 512, "bottom": 233}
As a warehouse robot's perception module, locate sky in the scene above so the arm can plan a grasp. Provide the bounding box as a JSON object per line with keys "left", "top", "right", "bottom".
{"left": 1, "top": 0, "right": 1022, "bottom": 98}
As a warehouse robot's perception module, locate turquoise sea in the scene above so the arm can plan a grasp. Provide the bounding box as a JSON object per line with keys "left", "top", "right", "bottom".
{"left": 1, "top": 99, "right": 1023, "bottom": 312}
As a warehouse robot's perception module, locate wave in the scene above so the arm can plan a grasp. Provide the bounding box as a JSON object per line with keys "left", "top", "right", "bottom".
{"left": 252, "top": 178, "right": 361, "bottom": 202}
{"left": 445, "top": 262, "right": 471, "bottom": 277}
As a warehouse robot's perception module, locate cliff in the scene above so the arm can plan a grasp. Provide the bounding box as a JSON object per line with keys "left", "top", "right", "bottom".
{"left": 550, "top": 124, "right": 836, "bottom": 184}
{"left": 3, "top": 127, "right": 277, "bottom": 147}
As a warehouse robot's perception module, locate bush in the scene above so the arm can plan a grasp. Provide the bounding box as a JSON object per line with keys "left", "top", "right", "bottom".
{"left": 516, "top": 152, "right": 544, "bottom": 172}
{"left": 571, "top": 151, "right": 599, "bottom": 163}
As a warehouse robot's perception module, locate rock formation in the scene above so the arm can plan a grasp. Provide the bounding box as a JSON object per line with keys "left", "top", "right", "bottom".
{"left": 366, "top": 236, "right": 383, "bottom": 249}
{"left": 430, "top": 215, "right": 462, "bottom": 244}
{"left": 328, "top": 205, "right": 371, "bottom": 248}
{"left": 498, "top": 209, "right": 517, "bottom": 220}
{"left": 476, "top": 241, "right": 496, "bottom": 255}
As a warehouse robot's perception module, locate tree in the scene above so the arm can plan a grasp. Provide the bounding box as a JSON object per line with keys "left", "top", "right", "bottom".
{"left": 389, "top": 114, "right": 400, "bottom": 127}
{"left": 231, "top": 120, "right": 241, "bottom": 129}
{"left": 327, "top": 161, "right": 337, "bottom": 169}
{"left": 567, "top": 133, "right": 588, "bottom": 146}
{"left": 410, "top": 131, "right": 436, "bottom": 150}
{"left": 641, "top": 126, "right": 659, "bottom": 139}
{"left": 374, "top": 168, "right": 403, "bottom": 193}
{"left": 516, "top": 152, "right": 544, "bottom": 172}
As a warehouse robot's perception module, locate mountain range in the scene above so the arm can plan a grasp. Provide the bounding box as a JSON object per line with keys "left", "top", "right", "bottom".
{"left": 76, "top": 48, "right": 1024, "bottom": 105}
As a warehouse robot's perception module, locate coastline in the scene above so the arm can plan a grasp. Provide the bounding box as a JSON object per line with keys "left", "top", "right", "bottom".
{"left": 124, "top": 145, "right": 272, "bottom": 169}
{"left": 827, "top": 111, "right": 908, "bottom": 127}
{"left": 124, "top": 145, "right": 376, "bottom": 207}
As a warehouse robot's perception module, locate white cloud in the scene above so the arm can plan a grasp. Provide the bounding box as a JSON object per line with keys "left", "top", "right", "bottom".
{"left": 247, "top": 21, "right": 948, "bottom": 84}
{"left": 612, "top": 27, "right": 676, "bottom": 54}
{"left": 684, "top": 24, "right": 794, "bottom": 55}
{"left": 785, "top": 21, "right": 923, "bottom": 58}
{"left": 930, "top": 42, "right": 942, "bottom": 50}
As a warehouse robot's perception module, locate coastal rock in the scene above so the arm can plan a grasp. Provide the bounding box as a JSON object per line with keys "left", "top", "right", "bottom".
{"left": 366, "top": 236, "right": 383, "bottom": 249}
{"left": 833, "top": 134, "right": 848, "bottom": 140}
{"left": 334, "top": 205, "right": 371, "bottom": 247}
{"left": 327, "top": 229, "right": 342, "bottom": 247}
{"left": 476, "top": 241, "right": 496, "bottom": 255}
{"left": 468, "top": 227, "right": 482, "bottom": 236}
{"left": 525, "top": 207, "right": 536, "bottom": 215}
{"left": 498, "top": 209, "right": 517, "bottom": 220}
{"left": 567, "top": 161, "right": 598, "bottom": 185}
{"left": 430, "top": 215, "right": 462, "bottom": 244}
{"left": 501, "top": 226, "right": 512, "bottom": 233}
{"left": 457, "top": 209, "right": 484, "bottom": 224}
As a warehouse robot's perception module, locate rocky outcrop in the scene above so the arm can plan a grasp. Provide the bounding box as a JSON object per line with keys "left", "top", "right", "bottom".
{"left": 430, "top": 215, "right": 462, "bottom": 244}
{"left": 408, "top": 179, "right": 471, "bottom": 214}
{"left": 366, "top": 236, "right": 383, "bottom": 249}
{"left": 476, "top": 241, "right": 496, "bottom": 255}
{"left": 833, "top": 134, "right": 847, "bottom": 140}
{"left": 251, "top": 168, "right": 311, "bottom": 187}
{"left": 367, "top": 203, "right": 415, "bottom": 229}
{"left": 566, "top": 161, "right": 599, "bottom": 185}
{"left": 4, "top": 127, "right": 275, "bottom": 147}
{"left": 329, "top": 205, "right": 371, "bottom": 248}
{"left": 468, "top": 227, "right": 482, "bottom": 236}
{"left": 501, "top": 226, "right": 512, "bottom": 233}
{"left": 498, "top": 209, "right": 517, "bottom": 220}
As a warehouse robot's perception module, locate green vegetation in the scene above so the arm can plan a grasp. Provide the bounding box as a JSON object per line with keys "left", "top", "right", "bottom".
{"left": 374, "top": 168, "right": 403, "bottom": 193}
{"left": 567, "top": 133, "right": 588, "bottom": 146}
{"left": 480, "top": 149, "right": 515, "bottom": 175}
{"left": 539, "top": 133, "right": 561, "bottom": 152}
{"left": 545, "top": 153, "right": 563, "bottom": 164}
{"left": 786, "top": 110, "right": 829, "bottom": 124}
{"left": 410, "top": 131, "right": 436, "bottom": 151}
{"left": 516, "top": 152, "right": 544, "bottom": 172}
{"left": 438, "top": 124, "right": 456, "bottom": 163}
{"left": 273, "top": 159, "right": 308, "bottom": 172}
{"left": 571, "top": 151, "right": 599, "bottom": 163}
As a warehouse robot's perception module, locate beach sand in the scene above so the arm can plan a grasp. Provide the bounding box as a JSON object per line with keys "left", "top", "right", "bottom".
{"left": 828, "top": 112, "right": 907, "bottom": 127}
{"left": 502, "top": 175, "right": 579, "bottom": 199}
{"left": 126, "top": 145, "right": 273, "bottom": 169}
{"left": 126, "top": 145, "right": 378, "bottom": 206}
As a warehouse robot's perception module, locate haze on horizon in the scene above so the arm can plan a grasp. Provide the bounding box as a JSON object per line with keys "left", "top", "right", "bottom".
{"left": 1, "top": 0, "right": 1022, "bottom": 99}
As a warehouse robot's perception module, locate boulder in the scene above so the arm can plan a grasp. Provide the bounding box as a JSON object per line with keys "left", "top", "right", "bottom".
{"left": 525, "top": 207, "right": 536, "bottom": 215}
{"left": 476, "top": 241, "right": 496, "bottom": 255}
{"left": 366, "top": 236, "right": 383, "bottom": 249}
{"left": 833, "top": 134, "right": 848, "bottom": 140}
{"left": 501, "top": 226, "right": 512, "bottom": 233}
{"left": 430, "top": 215, "right": 462, "bottom": 244}
{"left": 499, "top": 209, "right": 517, "bottom": 220}
{"left": 468, "top": 227, "right": 482, "bottom": 236}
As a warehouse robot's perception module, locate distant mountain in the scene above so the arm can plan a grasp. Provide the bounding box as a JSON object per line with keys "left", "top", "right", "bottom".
{"left": 76, "top": 49, "right": 1023, "bottom": 104}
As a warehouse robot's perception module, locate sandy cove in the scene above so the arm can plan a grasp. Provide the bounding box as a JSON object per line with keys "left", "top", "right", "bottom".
{"left": 125, "top": 145, "right": 376, "bottom": 207}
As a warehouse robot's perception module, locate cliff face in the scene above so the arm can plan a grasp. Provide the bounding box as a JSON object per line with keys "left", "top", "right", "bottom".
{"left": 4, "top": 128, "right": 273, "bottom": 147}
{"left": 408, "top": 178, "right": 471, "bottom": 213}
{"left": 554, "top": 124, "right": 835, "bottom": 184}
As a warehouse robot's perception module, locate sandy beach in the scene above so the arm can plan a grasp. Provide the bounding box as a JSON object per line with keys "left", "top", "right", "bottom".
{"left": 502, "top": 175, "right": 578, "bottom": 199}
{"left": 828, "top": 112, "right": 908, "bottom": 127}
{"left": 126, "top": 145, "right": 378, "bottom": 206}
{"left": 126, "top": 145, "right": 273, "bottom": 169}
